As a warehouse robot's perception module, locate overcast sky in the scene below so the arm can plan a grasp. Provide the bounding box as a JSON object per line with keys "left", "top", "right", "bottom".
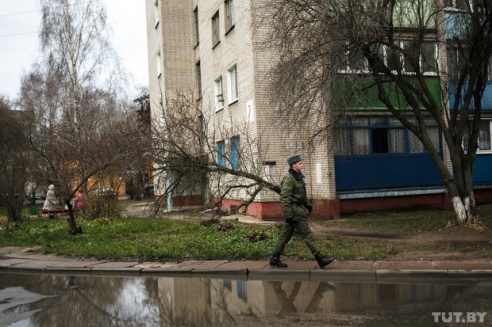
{"left": 0, "top": 0, "right": 149, "bottom": 100}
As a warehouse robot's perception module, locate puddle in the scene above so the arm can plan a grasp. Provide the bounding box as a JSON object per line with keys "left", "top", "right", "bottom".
{"left": 0, "top": 272, "right": 490, "bottom": 326}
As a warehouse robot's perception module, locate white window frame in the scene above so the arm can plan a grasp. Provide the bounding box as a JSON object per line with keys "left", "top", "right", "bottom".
{"left": 478, "top": 119, "right": 492, "bottom": 153}
{"left": 400, "top": 41, "right": 438, "bottom": 75}
{"left": 227, "top": 65, "right": 238, "bottom": 103}
{"left": 214, "top": 76, "right": 223, "bottom": 111}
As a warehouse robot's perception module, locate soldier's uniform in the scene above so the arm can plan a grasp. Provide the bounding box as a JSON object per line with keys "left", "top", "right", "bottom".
{"left": 270, "top": 154, "right": 334, "bottom": 268}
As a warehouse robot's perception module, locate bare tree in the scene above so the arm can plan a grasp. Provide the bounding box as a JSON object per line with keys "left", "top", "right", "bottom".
{"left": 12, "top": 0, "right": 136, "bottom": 234}
{"left": 18, "top": 70, "right": 139, "bottom": 234}
{"left": 0, "top": 97, "right": 31, "bottom": 223}
{"left": 150, "top": 92, "right": 280, "bottom": 218}
{"left": 264, "top": 0, "right": 492, "bottom": 225}
{"left": 123, "top": 92, "right": 152, "bottom": 200}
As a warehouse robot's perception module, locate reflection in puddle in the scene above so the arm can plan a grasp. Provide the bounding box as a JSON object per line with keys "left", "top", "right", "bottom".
{"left": 0, "top": 287, "right": 53, "bottom": 327}
{"left": 0, "top": 272, "right": 490, "bottom": 326}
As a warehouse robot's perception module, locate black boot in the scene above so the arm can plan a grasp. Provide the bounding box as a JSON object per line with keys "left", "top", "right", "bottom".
{"left": 269, "top": 254, "right": 288, "bottom": 268}
{"left": 314, "top": 253, "right": 334, "bottom": 268}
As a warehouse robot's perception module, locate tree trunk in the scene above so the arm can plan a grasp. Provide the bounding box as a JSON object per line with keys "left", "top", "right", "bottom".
{"left": 448, "top": 186, "right": 478, "bottom": 225}
{"left": 65, "top": 199, "right": 82, "bottom": 235}
{"left": 5, "top": 194, "right": 24, "bottom": 223}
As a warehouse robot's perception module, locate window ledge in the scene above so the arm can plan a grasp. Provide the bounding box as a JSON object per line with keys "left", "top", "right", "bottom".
{"left": 225, "top": 25, "right": 235, "bottom": 36}
{"left": 337, "top": 70, "right": 438, "bottom": 77}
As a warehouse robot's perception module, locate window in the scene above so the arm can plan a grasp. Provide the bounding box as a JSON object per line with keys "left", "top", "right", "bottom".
{"left": 421, "top": 42, "right": 438, "bottom": 73}
{"left": 372, "top": 128, "right": 389, "bottom": 153}
{"left": 447, "top": 47, "right": 460, "bottom": 80}
{"left": 225, "top": 0, "right": 235, "bottom": 32}
{"left": 227, "top": 65, "right": 238, "bottom": 103}
{"left": 236, "top": 280, "right": 247, "bottom": 301}
{"left": 195, "top": 61, "right": 202, "bottom": 98}
{"left": 479, "top": 120, "right": 492, "bottom": 151}
{"left": 212, "top": 11, "right": 220, "bottom": 47}
{"left": 464, "top": 120, "right": 492, "bottom": 153}
{"left": 216, "top": 140, "right": 225, "bottom": 166}
{"left": 214, "top": 76, "right": 223, "bottom": 111}
{"left": 156, "top": 51, "right": 162, "bottom": 77}
{"left": 154, "top": 0, "right": 159, "bottom": 28}
{"left": 387, "top": 45, "right": 402, "bottom": 72}
{"left": 338, "top": 43, "right": 376, "bottom": 73}
{"left": 230, "top": 136, "right": 240, "bottom": 171}
{"left": 489, "top": 55, "right": 492, "bottom": 81}
{"left": 402, "top": 41, "right": 419, "bottom": 73}
{"left": 223, "top": 280, "right": 232, "bottom": 291}
{"left": 444, "top": 0, "right": 469, "bottom": 10}
{"left": 335, "top": 116, "right": 441, "bottom": 156}
{"left": 340, "top": 42, "right": 438, "bottom": 75}
{"left": 347, "top": 50, "right": 366, "bottom": 73}
{"left": 402, "top": 41, "right": 438, "bottom": 74}
{"left": 193, "top": 7, "right": 199, "bottom": 46}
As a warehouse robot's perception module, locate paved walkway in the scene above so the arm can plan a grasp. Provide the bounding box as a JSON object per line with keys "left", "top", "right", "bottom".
{"left": 1, "top": 247, "right": 491, "bottom": 281}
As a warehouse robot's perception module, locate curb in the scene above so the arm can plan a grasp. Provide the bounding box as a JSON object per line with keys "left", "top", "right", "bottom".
{"left": 2, "top": 264, "right": 492, "bottom": 281}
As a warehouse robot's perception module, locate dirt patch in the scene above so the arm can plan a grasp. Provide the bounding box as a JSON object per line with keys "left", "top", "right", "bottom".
{"left": 313, "top": 225, "right": 403, "bottom": 239}
{"left": 309, "top": 222, "right": 492, "bottom": 261}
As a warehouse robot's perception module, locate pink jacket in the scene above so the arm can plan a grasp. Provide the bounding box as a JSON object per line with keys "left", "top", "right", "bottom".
{"left": 74, "top": 192, "right": 88, "bottom": 210}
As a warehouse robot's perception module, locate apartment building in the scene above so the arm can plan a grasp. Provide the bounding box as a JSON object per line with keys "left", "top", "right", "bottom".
{"left": 146, "top": 0, "right": 492, "bottom": 220}
{"left": 145, "top": 0, "right": 338, "bottom": 219}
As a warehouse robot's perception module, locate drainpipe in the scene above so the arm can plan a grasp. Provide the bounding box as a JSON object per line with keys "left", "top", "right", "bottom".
{"left": 166, "top": 168, "right": 173, "bottom": 211}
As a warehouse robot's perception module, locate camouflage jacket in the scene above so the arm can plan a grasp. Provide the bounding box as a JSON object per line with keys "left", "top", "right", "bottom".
{"left": 280, "top": 168, "right": 309, "bottom": 220}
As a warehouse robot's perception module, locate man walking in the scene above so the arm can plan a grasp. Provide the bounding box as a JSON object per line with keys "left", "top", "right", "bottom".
{"left": 270, "top": 154, "right": 334, "bottom": 268}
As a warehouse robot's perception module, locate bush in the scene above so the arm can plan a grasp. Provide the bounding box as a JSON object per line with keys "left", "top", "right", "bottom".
{"left": 84, "top": 194, "right": 120, "bottom": 219}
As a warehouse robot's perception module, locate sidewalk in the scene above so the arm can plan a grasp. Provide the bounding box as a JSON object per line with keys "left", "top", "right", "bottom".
{"left": 1, "top": 247, "right": 492, "bottom": 281}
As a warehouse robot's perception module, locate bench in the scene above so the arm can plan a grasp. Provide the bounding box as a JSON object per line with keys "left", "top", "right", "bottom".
{"left": 41, "top": 207, "right": 68, "bottom": 219}
{"left": 42, "top": 208, "right": 68, "bottom": 213}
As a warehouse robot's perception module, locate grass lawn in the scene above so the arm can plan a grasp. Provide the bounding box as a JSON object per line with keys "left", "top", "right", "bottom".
{"left": 0, "top": 202, "right": 491, "bottom": 262}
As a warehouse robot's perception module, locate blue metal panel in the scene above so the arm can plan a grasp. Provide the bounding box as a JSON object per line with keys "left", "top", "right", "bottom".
{"left": 216, "top": 141, "right": 225, "bottom": 166}
{"left": 448, "top": 81, "right": 492, "bottom": 110}
{"left": 335, "top": 154, "right": 443, "bottom": 192}
{"left": 473, "top": 154, "right": 492, "bottom": 185}
{"left": 230, "top": 136, "right": 240, "bottom": 171}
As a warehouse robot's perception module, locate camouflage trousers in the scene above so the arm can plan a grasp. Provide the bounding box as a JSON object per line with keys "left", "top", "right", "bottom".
{"left": 272, "top": 219, "right": 320, "bottom": 256}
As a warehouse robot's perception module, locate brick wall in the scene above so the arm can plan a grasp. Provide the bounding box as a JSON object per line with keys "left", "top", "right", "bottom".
{"left": 146, "top": 0, "right": 339, "bottom": 216}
